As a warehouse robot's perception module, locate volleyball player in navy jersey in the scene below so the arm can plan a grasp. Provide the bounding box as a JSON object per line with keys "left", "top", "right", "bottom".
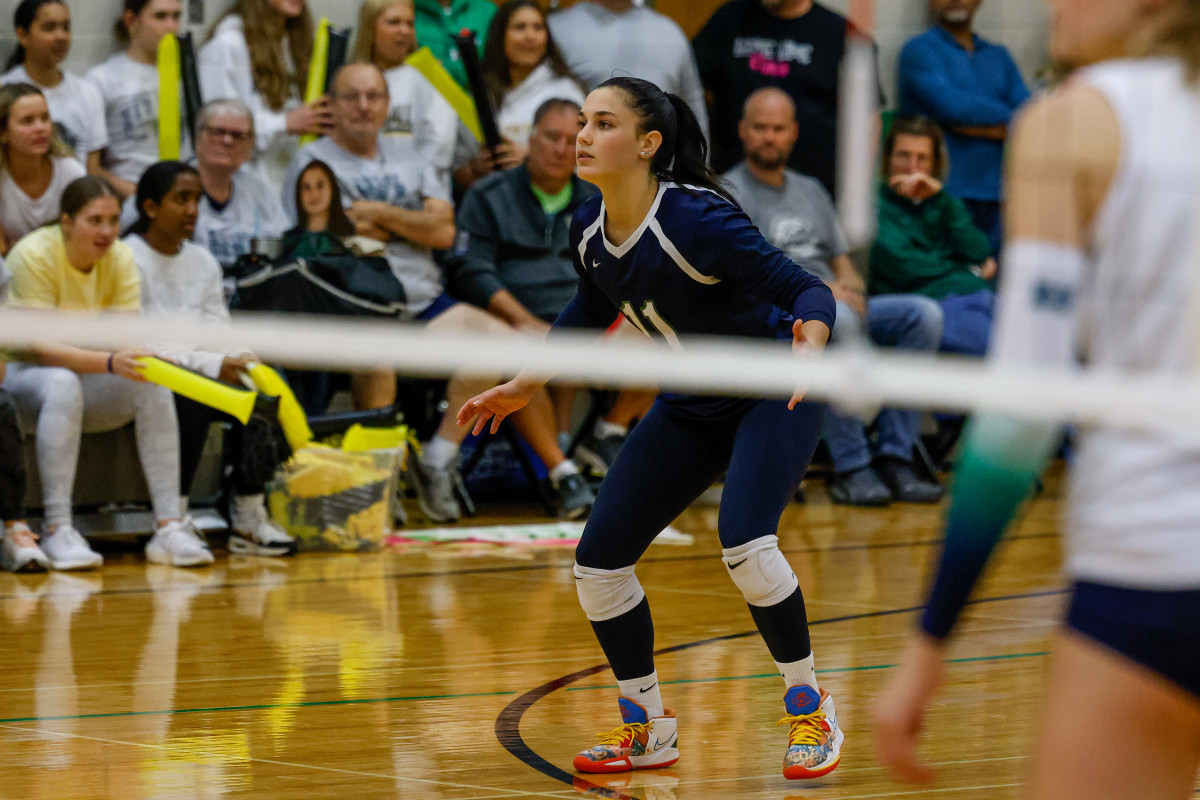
{"left": 458, "top": 77, "right": 843, "bottom": 780}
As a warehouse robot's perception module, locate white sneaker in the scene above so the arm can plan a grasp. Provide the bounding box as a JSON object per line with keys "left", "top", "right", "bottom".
{"left": 229, "top": 497, "right": 297, "bottom": 557}
{"left": 0, "top": 522, "right": 49, "bottom": 573}
{"left": 780, "top": 685, "right": 844, "bottom": 780}
{"left": 40, "top": 524, "right": 103, "bottom": 571}
{"left": 145, "top": 517, "right": 214, "bottom": 567}
{"left": 573, "top": 697, "right": 679, "bottom": 774}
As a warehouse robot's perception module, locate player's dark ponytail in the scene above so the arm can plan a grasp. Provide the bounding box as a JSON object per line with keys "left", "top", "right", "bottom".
{"left": 599, "top": 76, "right": 733, "bottom": 203}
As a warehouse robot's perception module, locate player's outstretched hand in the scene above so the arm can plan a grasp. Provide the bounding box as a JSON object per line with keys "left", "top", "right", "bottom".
{"left": 457, "top": 380, "right": 536, "bottom": 435}
{"left": 789, "top": 318, "right": 830, "bottom": 409}
{"left": 872, "top": 633, "right": 945, "bottom": 785}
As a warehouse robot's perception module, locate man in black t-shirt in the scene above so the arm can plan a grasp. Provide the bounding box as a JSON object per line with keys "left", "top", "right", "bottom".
{"left": 693, "top": 0, "right": 879, "bottom": 195}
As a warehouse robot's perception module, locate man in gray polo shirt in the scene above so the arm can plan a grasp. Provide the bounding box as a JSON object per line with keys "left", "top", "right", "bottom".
{"left": 724, "top": 88, "right": 944, "bottom": 507}
{"left": 282, "top": 63, "right": 594, "bottom": 522}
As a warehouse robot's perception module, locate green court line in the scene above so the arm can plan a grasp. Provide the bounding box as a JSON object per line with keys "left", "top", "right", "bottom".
{"left": 0, "top": 689, "right": 519, "bottom": 725}
{"left": 564, "top": 650, "right": 1051, "bottom": 691}
{"left": 0, "top": 651, "right": 1049, "bottom": 725}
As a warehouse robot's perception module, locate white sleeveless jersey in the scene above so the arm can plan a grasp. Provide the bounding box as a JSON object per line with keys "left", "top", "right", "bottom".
{"left": 1064, "top": 58, "right": 1200, "bottom": 588}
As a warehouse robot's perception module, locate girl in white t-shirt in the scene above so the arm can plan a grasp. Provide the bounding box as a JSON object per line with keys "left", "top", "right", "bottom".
{"left": 2, "top": 0, "right": 107, "bottom": 170}
{"left": 85, "top": 0, "right": 185, "bottom": 200}
{"left": 199, "top": 0, "right": 333, "bottom": 190}
{"left": 125, "top": 161, "right": 297, "bottom": 557}
{"left": 0, "top": 82, "right": 84, "bottom": 254}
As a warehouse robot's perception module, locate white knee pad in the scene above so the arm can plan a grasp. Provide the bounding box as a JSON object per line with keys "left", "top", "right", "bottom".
{"left": 573, "top": 562, "right": 646, "bottom": 622}
{"left": 721, "top": 535, "right": 798, "bottom": 607}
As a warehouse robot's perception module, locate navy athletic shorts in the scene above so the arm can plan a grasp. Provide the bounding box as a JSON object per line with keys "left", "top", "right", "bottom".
{"left": 1066, "top": 580, "right": 1200, "bottom": 698}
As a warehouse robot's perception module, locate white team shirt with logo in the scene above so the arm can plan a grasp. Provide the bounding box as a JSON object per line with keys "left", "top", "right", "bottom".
{"left": 195, "top": 168, "right": 290, "bottom": 268}
{"left": 87, "top": 53, "right": 190, "bottom": 186}
{"left": 382, "top": 65, "right": 476, "bottom": 173}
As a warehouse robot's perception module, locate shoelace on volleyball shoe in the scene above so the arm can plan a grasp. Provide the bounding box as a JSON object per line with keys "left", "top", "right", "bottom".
{"left": 595, "top": 721, "right": 651, "bottom": 749}
{"left": 7, "top": 524, "right": 40, "bottom": 549}
{"left": 777, "top": 708, "right": 830, "bottom": 747}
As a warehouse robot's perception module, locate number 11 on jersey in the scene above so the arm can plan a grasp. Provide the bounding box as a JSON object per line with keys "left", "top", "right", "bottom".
{"left": 620, "top": 301, "right": 683, "bottom": 352}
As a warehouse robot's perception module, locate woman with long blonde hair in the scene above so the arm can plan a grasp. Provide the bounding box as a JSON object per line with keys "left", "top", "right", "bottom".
{"left": 0, "top": 82, "right": 82, "bottom": 254}
{"left": 874, "top": 1, "right": 1200, "bottom": 798}
{"left": 199, "top": 0, "right": 332, "bottom": 187}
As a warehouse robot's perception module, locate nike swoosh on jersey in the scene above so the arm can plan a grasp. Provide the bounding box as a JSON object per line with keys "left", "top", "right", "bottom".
{"left": 591, "top": 259, "right": 600, "bottom": 269}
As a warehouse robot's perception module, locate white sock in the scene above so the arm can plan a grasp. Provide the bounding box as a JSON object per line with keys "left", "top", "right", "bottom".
{"left": 776, "top": 653, "right": 818, "bottom": 691}
{"left": 594, "top": 419, "right": 628, "bottom": 439}
{"left": 422, "top": 436, "right": 458, "bottom": 470}
{"left": 233, "top": 494, "right": 265, "bottom": 530}
{"left": 618, "top": 671, "right": 664, "bottom": 718}
{"left": 549, "top": 459, "right": 579, "bottom": 484}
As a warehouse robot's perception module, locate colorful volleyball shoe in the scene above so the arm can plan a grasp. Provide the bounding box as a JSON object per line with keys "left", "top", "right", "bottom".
{"left": 573, "top": 696, "right": 679, "bottom": 774}
{"left": 779, "top": 684, "right": 844, "bottom": 780}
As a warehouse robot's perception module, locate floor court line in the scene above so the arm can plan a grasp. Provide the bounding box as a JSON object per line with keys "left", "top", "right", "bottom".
{"left": 564, "top": 650, "right": 1052, "bottom": 692}
{"left": 0, "top": 532, "right": 1057, "bottom": 602}
{"left": 496, "top": 590, "right": 1067, "bottom": 800}
{"left": 0, "top": 650, "right": 1050, "bottom": 726}
{"left": 0, "top": 723, "right": 558, "bottom": 799}
{"left": 0, "top": 582, "right": 1062, "bottom": 728}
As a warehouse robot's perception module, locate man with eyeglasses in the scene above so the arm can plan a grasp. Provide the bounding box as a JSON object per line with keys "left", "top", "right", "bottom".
{"left": 281, "top": 62, "right": 593, "bottom": 523}
{"left": 193, "top": 98, "right": 289, "bottom": 268}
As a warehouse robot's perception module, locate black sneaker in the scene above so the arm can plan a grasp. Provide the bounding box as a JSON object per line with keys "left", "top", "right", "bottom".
{"left": 828, "top": 467, "right": 892, "bottom": 507}
{"left": 556, "top": 472, "right": 595, "bottom": 520}
{"left": 575, "top": 432, "right": 626, "bottom": 476}
{"left": 875, "top": 457, "right": 944, "bottom": 504}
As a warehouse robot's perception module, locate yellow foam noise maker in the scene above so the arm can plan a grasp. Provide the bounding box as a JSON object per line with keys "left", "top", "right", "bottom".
{"left": 137, "top": 357, "right": 256, "bottom": 424}
{"left": 247, "top": 364, "right": 313, "bottom": 452}
{"left": 300, "top": 18, "right": 331, "bottom": 147}
{"left": 406, "top": 47, "right": 484, "bottom": 143}
{"left": 157, "top": 34, "right": 181, "bottom": 160}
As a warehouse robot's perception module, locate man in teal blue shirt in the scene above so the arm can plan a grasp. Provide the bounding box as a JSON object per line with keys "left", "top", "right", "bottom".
{"left": 898, "top": 0, "right": 1029, "bottom": 253}
{"left": 414, "top": 0, "right": 497, "bottom": 89}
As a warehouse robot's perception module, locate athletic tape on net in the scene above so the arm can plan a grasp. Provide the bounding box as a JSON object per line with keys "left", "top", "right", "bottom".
{"left": 3, "top": 308, "right": 1199, "bottom": 436}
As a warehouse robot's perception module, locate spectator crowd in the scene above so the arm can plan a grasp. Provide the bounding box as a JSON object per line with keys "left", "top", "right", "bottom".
{"left": 0, "top": 0, "right": 1032, "bottom": 574}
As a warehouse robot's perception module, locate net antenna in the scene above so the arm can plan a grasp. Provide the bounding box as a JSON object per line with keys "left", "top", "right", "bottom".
{"left": 1192, "top": 87, "right": 1200, "bottom": 371}
{"left": 838, "top": 0, "right": 879, "bottom": 249}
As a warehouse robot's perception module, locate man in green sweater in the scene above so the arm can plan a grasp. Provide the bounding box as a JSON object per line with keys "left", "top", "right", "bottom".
{"left": 871, "top": 115, "right": 996, "bottom": 356}
{"left": 414, "top": 0, "right": 497, "bottom": 89}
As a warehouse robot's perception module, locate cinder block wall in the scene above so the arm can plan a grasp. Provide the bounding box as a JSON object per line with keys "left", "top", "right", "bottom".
{"left": 0, "top": 0, "right": 1052, "bottom": 110}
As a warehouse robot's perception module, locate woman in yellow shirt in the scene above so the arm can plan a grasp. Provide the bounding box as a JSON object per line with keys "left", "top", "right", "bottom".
{"left": 1, "top": 175, "right": 213, "bottom": 569}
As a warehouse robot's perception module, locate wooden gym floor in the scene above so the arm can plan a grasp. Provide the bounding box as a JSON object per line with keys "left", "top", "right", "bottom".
{"left": 0, "top": 464, "right": 1184, "bottom": 800}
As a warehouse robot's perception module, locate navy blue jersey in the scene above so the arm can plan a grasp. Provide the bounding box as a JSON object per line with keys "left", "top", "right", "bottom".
{"left": 554, "top": 182, "right": 835, "bottom": 417}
